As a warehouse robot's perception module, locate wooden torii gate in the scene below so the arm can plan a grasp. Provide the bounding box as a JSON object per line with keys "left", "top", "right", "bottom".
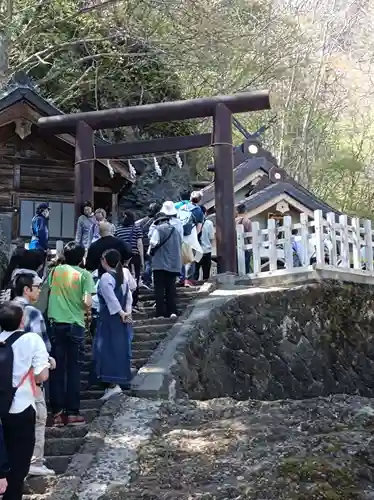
{"left": 37, "top": 91, "right": 270, "bottom": 273}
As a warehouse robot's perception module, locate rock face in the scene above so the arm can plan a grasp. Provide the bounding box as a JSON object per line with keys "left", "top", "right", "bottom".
{"left": 120, "top": 396, "right": 374, "bottom": 499}
{"left": 172, "top": 280, "right": 374, "bottom": 400}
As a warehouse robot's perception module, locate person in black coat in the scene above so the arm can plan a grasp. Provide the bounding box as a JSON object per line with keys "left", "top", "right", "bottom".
{"left": 85, "top": 222, "right": 132, "bottom": 276}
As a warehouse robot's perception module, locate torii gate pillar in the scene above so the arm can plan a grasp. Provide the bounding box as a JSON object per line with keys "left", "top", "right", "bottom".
{"left": 213, "top": 103, "right": 236, "bottom": 273}
{"left": 74, "top": 121, "right": 94, "bottom": 223}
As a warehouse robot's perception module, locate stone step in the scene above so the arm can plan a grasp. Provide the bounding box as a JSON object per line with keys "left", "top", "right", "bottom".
{"left": 46, "top": 408, "right": 99, "bottom": 426}
{"left": 131, "top": 331, "right": 168, "bottom": 342}
{"left": 45, "top": 455, "right": 71, "bottom": 474}
{"left": 45, "top": 437, "right": 84, "bottom": 457}
{"left": 140, "top": 296, "right": 194, "bottom": 308}
{"left": 80, "top": 398, "right": 104, "bottom": 410}
{"left": 138, "top": 287, "right": 200, "bottom": 298}
{"left": 24, "top": 475, "right": 58, "bottom": 495}
{"left": 79, "top": 389, "right": 104, "bottom": 399}
{"left": 132, "top": 322, "right": 180, "bottom": 333}
{"left": 45, "top": 424, "right": 89, "bottom": 439}
{"left": 82, "top": 338, "right": 161, "bottom": 361}
{"left": 132, "top": 316, "right": 178, "bottom": 326}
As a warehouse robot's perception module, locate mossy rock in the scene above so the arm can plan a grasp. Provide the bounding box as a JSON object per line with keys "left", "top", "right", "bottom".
{"left": 278, "top": 457, "right": 359, "bottom": 499}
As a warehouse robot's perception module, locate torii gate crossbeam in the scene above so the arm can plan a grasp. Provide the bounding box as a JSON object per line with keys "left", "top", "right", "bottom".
{"left": 37, "top": 91, "right": 271, "bottom": 274}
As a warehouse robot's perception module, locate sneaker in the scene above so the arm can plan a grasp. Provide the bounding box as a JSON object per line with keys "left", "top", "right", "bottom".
{"left": 100, "top": 385, "right": 122, "bottom": 401}
{"left": 139, "top": 280, "right": 151, "bottom": 290}
{"left": 170, "top": 313, "right": 177, "bottom": 319}
{"left": 29, "top": 464, "right": 55, "bottom": 477}
{"left": 51, "top": 412, "right": 66, "bottom": 427}
{"left": 184, "top": 280, "right": 193, "bottom": 288}
{"left": 66, "top": 414, "right": 86, "bottom": 426}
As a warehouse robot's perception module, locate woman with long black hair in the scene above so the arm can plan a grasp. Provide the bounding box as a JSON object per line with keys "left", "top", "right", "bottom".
{"left": 92, "top": 249, "right": 132, "bottom": 400}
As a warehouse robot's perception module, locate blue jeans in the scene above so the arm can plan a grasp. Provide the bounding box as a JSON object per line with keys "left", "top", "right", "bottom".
{"left": 142, "top": 257, "right": 153, "bottom": 286}
{"left": 49, "top": 322, "right": 85, "bottom": 415}
{"left": 181, "top": 263, "right": 195, "bottom": 281}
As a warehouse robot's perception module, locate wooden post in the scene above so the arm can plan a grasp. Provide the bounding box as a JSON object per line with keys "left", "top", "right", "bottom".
{"left": 339, "top": 214, "right": 349, "bottom": 268}
{"left": 283, "top": 215, "right": 293, "bottom": 269}
{"left": 75, "top": 121, "right": 94, "bottom": 224}
{"left": 251, "top": 221, "right": 261, "bottom": 275}
{"left": 213, "top": 103, "right": 236, "bottom": 273}
{"left": 300, "top": 213, "right": 309, "bottom": 266}
{"left": 267, "top": 218, "right": 277, "bottom": 271}
{"left": 364, "top": 219, "right": 374, "bottom": 272}
{"left": 314, "top": 210, "right": 325, "bottom": 266}
{"left": 326, "top": 212, "right": 337, "bottom": 266}
{"left": 351, "top": 217, "right": 361, "bottom": 270}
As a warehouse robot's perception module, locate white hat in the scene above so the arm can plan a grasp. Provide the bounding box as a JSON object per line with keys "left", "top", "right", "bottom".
{"left": 160, "top": 201, "right": 177, "bottom": 217}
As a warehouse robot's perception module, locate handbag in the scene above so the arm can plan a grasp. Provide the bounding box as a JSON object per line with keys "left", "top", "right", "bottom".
{"left": 181, "top": 242, "right": 194, "bottom": 264}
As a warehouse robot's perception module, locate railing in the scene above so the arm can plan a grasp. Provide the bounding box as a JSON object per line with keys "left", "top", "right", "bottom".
{"left": 236, "top": 209, "right": 374, "bottom": 278}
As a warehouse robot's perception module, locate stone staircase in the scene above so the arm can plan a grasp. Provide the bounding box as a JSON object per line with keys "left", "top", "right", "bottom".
{"left": 23, "top": 285, "right": 202, "bottom": 499}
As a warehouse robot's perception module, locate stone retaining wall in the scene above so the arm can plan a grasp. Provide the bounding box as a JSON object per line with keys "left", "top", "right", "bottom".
{"left": 172, "top": 280, "right": 374, "bottom": 400}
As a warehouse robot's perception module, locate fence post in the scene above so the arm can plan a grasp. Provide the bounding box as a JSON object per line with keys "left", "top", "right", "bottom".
{"left": 283, "top": 215, "right": 293, "bottom": 269}
{"left": 351, "top": 217, "right": 361, "bottom": 270}
{"left": 267, "top": 218, "right": 278, "bottom": 271}
{"left": 236, "top": 224, "right": 246, "bottom": 275}
{"left": 363, "top": 219, "right": 374, "bottom": 272}
{"left": 252, "top": 221, "right": 261, "bottom": 274}
{"left": 339, "top": 214, "right": 349, "bottom": 268}
{"left": 314, "top": 210, "right": 325, "bottom": 266}
{"left": 326, "top": 212, "right": 337, "bottom": 266}
{"left": 300, "top": 212, "right": 309, "bottom": 266}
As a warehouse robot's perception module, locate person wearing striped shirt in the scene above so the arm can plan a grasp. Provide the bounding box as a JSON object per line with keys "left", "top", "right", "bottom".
{"left": 115, "top": 211, "right": 144, "bottom": 309}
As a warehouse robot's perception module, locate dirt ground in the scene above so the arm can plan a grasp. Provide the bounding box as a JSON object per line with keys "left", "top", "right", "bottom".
{"left": 100, "top": 395, "right": 374, "bottom": 500}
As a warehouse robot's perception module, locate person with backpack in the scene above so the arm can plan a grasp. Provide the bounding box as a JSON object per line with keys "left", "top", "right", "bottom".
{"left": 148, "top": 206, "right": 183, "bottom": 318}
{"left": 12, "top": 273, "right": 56, "bottom": 477}
{"left": 0, "top": 302, "right": 49, "bottom": 500}
{"left": 176, "top": 191, "right": 204, "bottom": 287}
{"left": 137, "top": 202, "right": 161, "bottom": 288}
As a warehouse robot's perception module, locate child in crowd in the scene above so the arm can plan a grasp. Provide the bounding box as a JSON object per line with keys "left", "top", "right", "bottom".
{"left": 12, "top": 273, "right": 56, "bottom": 477}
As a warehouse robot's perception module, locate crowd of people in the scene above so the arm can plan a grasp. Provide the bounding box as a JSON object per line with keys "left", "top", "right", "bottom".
{"left": 0, "top": 190, "right": 215, "bottom": 499}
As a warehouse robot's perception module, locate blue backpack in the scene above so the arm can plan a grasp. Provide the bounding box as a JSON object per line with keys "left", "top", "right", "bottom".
{"left": 176, "top": 202, "right": 196, "bottom": 237}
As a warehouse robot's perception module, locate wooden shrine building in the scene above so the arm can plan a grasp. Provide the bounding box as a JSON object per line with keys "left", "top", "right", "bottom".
{"left": 203, "top": 138, "right": 339, "bottom": 226}
{"left": 0, "top": 75, "right": 131, "bottom": 247}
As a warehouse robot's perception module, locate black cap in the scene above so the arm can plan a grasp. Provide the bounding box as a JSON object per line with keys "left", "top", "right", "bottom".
{"left": 36, "top": 202, "right": 50, "bottom": 212}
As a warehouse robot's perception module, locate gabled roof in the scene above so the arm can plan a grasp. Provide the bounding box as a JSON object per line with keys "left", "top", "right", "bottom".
{"left": 202, "top": 156, "right": 273, "bottom": 206}
{"left": 0, "top": 79, "right": 133, "bottom": 181}
{"left": 208, "top": 180, "right": 340, "bottom": 226}
{"left": 237, "top": 181, "right": 340, "bottom": 215}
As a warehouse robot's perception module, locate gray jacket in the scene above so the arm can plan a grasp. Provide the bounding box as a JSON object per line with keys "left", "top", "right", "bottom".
{"left": 75, "top": 215, "right": 95, "bottom": 249}
{"left": 151, "top": 222, "right": 182, "bottom": 274}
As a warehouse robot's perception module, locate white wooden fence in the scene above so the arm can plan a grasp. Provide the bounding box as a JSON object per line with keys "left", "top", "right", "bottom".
{"left": 236, "top": 210, "right": 374, "bottom": 278}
